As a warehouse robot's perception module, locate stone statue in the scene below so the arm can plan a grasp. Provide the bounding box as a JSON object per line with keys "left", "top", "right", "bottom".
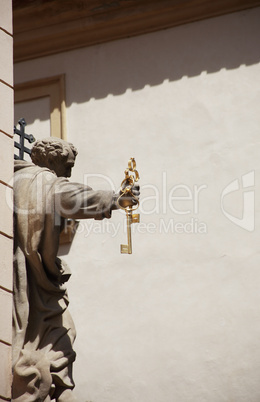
{"left": 12, "top": 138, "right": 139, "bottom": 401}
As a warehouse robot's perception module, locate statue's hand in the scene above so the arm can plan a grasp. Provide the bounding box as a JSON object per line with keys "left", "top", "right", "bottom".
{"left": 114, "top": 184, "right": 140, "bottom": 210}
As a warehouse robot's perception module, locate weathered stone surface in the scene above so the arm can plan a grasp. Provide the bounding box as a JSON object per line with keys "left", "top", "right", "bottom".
{"left": 0, "top": 236, "right": 13, "bottom": 291}
{"left": 0, "top": 289, "right": 12, "bottom": 344}
{"left": 0, "top": 83, "right": 13, "bottom": 136}
{"left": 13, "top": 138, "right": 116, "bottom": 400}
{"left": 0, "top": 183, "right": 13, "bottom": 237}
{"left": 0, "top": 342, "right": 12, "bottom": 399}
{"left": 0, "top": 133, "right": 14, "bottom": 184}
{"left": 0, "top": 0, "right": 13, "bottom": 34}
{"left": 0, "top": 30, "right": 13, "bottom": 86}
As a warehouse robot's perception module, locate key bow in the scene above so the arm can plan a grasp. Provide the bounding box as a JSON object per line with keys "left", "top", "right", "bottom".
{"left": 117, "top": 157, "right": 140, "bottom": 211}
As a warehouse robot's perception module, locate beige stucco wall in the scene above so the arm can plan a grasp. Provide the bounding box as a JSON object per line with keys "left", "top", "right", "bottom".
{"left": 0, "top": 0, "right": 13, "bottom": 399}
{"left": 14, "top": 7, "right": 260, "bottom": 402}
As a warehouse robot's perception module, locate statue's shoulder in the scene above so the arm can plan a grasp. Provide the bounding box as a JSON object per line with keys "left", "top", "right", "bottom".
{"left": 14, "top": 161, "right": 53, "bottom": 175}
{"left": 14, "top": 161, "right": 58, "bottom": 187}
{"left": 14, "top": 160, "right": 36, "bottom": 172}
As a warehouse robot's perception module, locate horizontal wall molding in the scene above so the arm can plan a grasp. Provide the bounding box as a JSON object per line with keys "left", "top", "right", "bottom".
{"left": 0, "top": 130, "right": 13, "bottom": 139}
{"left": 0, "top": 337, "right": 12, "bottom": 344}
{"left": 13, "top": 0, "right": 260, "bottom": 62}
{"left": 0, "top": 79, "right": 13, "bottom": 90}
{"left": 0, "top": 180, "right": 13, "bottom": 190}
{"left": 0, "top": 286, "right": 13, "bottom": 295}
{"left": 0, "top": 27, "right": 13, "bottom": 38}
{"left": 0, "top": 231, "right": 13, "bottom": 240}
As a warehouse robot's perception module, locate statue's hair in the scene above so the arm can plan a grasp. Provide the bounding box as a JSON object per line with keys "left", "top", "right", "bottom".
{"left": 31, "top": 138, "right": 78, "bottom": 167}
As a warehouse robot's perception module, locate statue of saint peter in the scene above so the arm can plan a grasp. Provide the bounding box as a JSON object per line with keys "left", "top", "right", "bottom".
{"left": 12, "top": 138, "right": 139, "bottom": 401}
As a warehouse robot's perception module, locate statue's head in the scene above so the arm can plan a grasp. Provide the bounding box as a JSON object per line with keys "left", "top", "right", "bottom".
{"left": 31, "top": 137, "right": 78, "bottom": 178}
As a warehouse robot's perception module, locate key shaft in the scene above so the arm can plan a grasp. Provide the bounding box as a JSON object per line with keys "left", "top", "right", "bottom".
{"left": 120, "top": 211, "right": 140, "bottom": 254}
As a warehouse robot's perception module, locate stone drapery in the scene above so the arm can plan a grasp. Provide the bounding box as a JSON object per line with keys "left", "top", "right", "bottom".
{"left": 13, "top": 160, "right": 114, "bottom": 401}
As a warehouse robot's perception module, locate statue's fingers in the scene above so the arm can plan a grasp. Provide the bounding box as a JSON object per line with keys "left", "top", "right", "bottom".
{"left": 132, "top": 189, "right": 140, "bottom": 197}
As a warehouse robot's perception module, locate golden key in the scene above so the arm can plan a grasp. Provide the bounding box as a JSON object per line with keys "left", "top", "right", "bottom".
{"left": 117, "top": 158, "right": 140, "bottom": 254}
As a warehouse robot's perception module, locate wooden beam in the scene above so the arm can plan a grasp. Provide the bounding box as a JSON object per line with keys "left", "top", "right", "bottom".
{"left": 13, "top": 0, "right": 260, "bottom": 62}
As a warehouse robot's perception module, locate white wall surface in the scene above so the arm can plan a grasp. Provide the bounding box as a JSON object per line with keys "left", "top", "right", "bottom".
{"left": 14, "top": 8, "right": 260, "bottom": 402}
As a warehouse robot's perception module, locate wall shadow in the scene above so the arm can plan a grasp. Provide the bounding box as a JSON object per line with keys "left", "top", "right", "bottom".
{"left": 14, "top": 8, "right": 260, "bottom": 124}
{"left": 67, "top": 8, "right": 260, "bottom": 104}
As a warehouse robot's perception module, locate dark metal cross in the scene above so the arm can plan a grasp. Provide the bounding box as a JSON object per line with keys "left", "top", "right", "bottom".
{"left": 14, "top": 118, "right": 35, "bottom": 160}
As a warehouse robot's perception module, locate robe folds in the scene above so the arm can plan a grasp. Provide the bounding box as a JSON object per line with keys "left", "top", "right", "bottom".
{"left": 13, "top": 160, "right": 114, "bottom": 401}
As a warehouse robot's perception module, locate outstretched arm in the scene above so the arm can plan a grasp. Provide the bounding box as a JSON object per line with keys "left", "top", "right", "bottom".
{"left": 55, "top": 179, "right": 114, "bottom": 220}
{"left": 54, "top": 179, "right": 140, "bottom": 220}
